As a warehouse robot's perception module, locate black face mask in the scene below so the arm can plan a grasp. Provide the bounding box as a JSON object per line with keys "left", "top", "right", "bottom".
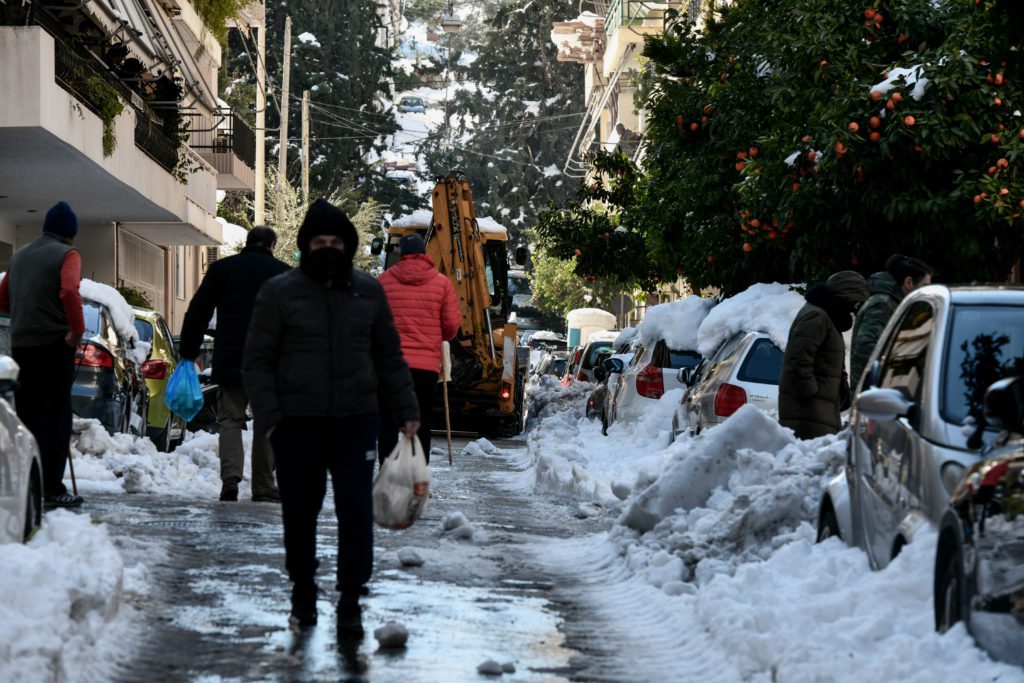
{"left": 300, "top": 247, "right": 352, "bottom": 286}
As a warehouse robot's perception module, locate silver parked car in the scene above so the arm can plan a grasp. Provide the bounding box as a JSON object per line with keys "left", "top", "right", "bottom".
{"left": 605, "top": 339, "right": 702, "bottom": 430}
{"left": 0, "top": 356, "right": 44, "bottom": 544}
{"left": 817, "top": 285, "right": 1024, "bottom": 570}
{"left": 674, "top": 330, "right": 783, "bottom": 439}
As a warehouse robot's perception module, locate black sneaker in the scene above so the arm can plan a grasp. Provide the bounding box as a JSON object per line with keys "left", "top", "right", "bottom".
{"left": 289, "top": 582, "right": 318, "bottom": 628}
{"left": 43, "top": 493, "right": 83, "bottom": 509}
{"left": 336, "top": 595, "right": 364, "bottom": 639}
{"left": 219, "top": 479, "right": 240, "bottom": 502}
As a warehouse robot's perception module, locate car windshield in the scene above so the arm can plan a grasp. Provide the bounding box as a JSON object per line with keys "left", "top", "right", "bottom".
{"left": 584, "top": 341, "right": 613, "bottom": 368}
{"left": 650, "top": 341, "right": 701, "bottom": 369}
{"left": 943, "top": 304, "right": 1024, "bottom": 426}
{"left": 552, "top": 358, "right": 566, "bottom": 375}
{"left": 134, "top": 319, "right": 154, "bottom": 343}
{"left": 737, "top": 338, "right": 784, "bottom": 385}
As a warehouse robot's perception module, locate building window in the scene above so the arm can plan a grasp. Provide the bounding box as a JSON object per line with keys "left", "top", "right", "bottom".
{"left": 175, "top": 246, "right": 186, "bottom": 300}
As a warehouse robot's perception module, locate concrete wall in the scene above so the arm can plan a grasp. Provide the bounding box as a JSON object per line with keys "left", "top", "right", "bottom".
{"left": 76, "top": 223, "right": 116, "bottom": 284}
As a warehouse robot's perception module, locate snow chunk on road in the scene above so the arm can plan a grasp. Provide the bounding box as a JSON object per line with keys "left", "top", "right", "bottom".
{"left": 637, "top": 296, "right": 715, "bottom": 351}
{"left": 374, "top": 622, "right": 409, "bottom": 649}
{"left": 697, "top": 282, "right": 804, "bottom": 356}
{"left": 0, "top": 511, "right": 145, "bottom": 682}
{"left": 464, "top": 438, "right": 500, "bottom": 457}
{"left": 397, "top": 547, "right": 425, "bottom": 567}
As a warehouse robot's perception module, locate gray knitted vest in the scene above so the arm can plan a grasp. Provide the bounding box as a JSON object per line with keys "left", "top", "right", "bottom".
{"left": 8, "top": 233, "right": 75, "bottom": 347}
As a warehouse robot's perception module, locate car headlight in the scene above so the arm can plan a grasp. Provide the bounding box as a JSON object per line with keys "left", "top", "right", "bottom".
{"left": 941, "top": 462, "right": 967, "bottom": 496}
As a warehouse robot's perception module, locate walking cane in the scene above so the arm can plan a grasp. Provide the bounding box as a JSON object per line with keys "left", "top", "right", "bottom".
{"left": 67, "top": 446, "right": 78, "bottom": 496}
{"left": 441, "top": 341, "right": 453, "bottom": 466}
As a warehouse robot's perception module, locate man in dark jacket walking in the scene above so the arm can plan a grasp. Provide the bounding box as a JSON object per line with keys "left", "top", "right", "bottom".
{"left": 850, "top": 254, "right": 933, "bottom": 389}
{"left": 243, "top": 198, "right": 419, "bottom": 632}
{"left": 179, "top": 227, "right": 290, "bottom": 502}
{"left": 377, "top": 233, "right": 461, "bottom": 464}
{"left": 779, "top": 271, "right": 869, "bottom": 440}
{"left": 0, "top": 201, "right": 85, "bottom": 508}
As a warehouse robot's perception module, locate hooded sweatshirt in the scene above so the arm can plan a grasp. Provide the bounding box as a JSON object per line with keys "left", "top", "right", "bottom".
{"left": 378, "top": 254, "right": 461, "bottom": 373}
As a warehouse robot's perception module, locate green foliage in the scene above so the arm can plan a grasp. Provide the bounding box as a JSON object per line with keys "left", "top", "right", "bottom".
{"left": 217, "top": 192, "right": 253, "bottom": 229}
{"left": 191, "top": 0, "right": 250, "bottom": 45}
{"left": 557, "top": 0, "right": 1024, "bottom": 294}
{"left": 80, "top": 75, "right": 125, "bottom": 157}
{"left": 529, "top": 249, "right": 623, "bottom": 321}
{"left": 117, "top": 285, "right": 153, "bottom": 309}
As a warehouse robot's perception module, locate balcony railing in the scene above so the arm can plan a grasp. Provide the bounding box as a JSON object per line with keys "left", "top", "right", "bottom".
{"left": 190, "top": 109, "right": 256, "bottom": 170}
{"left": 605, "top": 0, "right": 681, "bottom": 37}
{"left": 2, "top": 3, "right": 180, "bottom": 175}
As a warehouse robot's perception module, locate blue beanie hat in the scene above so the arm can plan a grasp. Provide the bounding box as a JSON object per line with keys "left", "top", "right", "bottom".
{"left": 43, "top": 201, "right": 78, "bottom": 239}
{"left": 399, "top": 233, "right": 426, "bottom": 255}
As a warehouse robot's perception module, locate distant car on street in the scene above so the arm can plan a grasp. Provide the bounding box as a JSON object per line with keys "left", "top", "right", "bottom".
{"left": 569, "top": 332, "right": 617, "bottom": 385}
{"left": 674, "top": 330, "right": 783, "bottom": 439}
{"left": 397, "top": 96, "right": 427, "bottom": 113}
{"left": 72, "top": 298, "right": 149, "bottom": 436}
{"left": 816, "top": 285, "right": 1024, "bottom": 571}
{"left": 534, "top": 350, "right": 567, "bottom": 378}
{"left": 133, "top": 308, "right": 186, "bottom": 451}
{"left": 0, "top": 356, "right": 43, "bottom": 544}
{"left": 933, "top": 375, "right": 1024, "bottom": 666}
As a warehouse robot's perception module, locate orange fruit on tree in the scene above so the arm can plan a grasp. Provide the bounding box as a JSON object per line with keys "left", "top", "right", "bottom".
{"left": 801, "top": 135, "right": 811, "bottom": 143}
{"left": 998, "top": 158, "right": 1010, "bottom": 168}
{"left": 903, "top": 115, "right": 915, "bottom": 126}
{"left": 737, "top": 150, "right": 748, "bottom": 159}
{"left": 995, "top": 98, "right": 1003, "bottom": 106}
{"left": 989, "top": 166, "right": 998, "bottom": 175}
{"left": 848, "top": 122, "right": 860, "bottom": 132}
{"left": 690, "top": 122, "right": 699, "bottom": 131}
{"left": 870, "top": 91, "right": 882, "bottom": 102}
{"left": 1000, "top": 188, "right": 1010, "bottom": 196}
{"left": 995, "top": 73, "right": 1004, "bottom": 85}
{"left": 835, "top": 142, "right": 848, "bottom": 155}
{"left": 886, "top": 100, "right": 896, "bottom": 111}
{"left": 892, "top": 92, "right": 904, "bottom": 103}
{"left": 807, "top": 150, "right": 817, "bottom": 162}
{"left": 742, "top": 243, "right": 753, "bottom": 253}
{"left": 992, "top": 134, "right": 1001, "bottom": 143}
{"left": 749, "top": 147, "right": 759, "bottom": 157}
{"left": 735, "top": 161, "right": 746, "bottom": 172}
{"left": 864, "top": 7, "right": 876, "bottom": 19}
{"left": 869, "top": 116, "right": 881, "bottom": 128}
{"left": 869, "top": 131, "right": 881, "bottom": 142}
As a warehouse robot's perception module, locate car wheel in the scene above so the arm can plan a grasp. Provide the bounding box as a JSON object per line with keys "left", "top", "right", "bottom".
{"left": 935, "top": 537, "right": 967, "bottom": 632}
{"left": 23, "top": 465, "right": 41, "bottom": 543}
{"left": 816, "top": 503, "right": 841, "bottom": 543}
{"left": 149, "top": 416, "right": 173, "bottom": 452}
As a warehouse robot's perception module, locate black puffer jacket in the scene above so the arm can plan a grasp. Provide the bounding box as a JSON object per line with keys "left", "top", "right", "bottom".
{"left": 778, "top": 285, "right": 853, "bottom": 439}
{"left": 179, "top": 247, "right": 291, "bottom": 385}
{"left": 242, "top": 267, "right": 418, "bottom": 429}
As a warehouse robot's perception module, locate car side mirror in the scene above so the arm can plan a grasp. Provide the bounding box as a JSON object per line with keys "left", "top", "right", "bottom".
{"left": 593, "top": 366, "right": 607, "bottom": 382}
{"left": 370, "top": 236, "right": 384, "bottom": 256}
{"left": 603, "top": 357, "right": 624, "bottom": 374}
{"left": 856, "top": 387, "right": 914, "bottom": 422}
{"left": 0, "top": 356, "right": 19, "bottom": 394}
{"left": 677, "top": 367, "right": 695, "bottom": 386}
{"left": 984, "top": 376, "right": 1024, "bottom": 433}
{"left": 514, "top": 246, "right": 529, "bottom": 266}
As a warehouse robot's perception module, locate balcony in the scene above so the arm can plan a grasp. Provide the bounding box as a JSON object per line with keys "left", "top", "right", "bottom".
{"left": 190, "top": 109, "right": 257, "bottom": 191}
{"left": 603, "top": 0, "right": 687, "bottom": 77}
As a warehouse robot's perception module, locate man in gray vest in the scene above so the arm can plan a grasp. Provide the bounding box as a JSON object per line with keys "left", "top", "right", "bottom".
{"left": 0, "top": 201, "right": 86, "bottom": 507}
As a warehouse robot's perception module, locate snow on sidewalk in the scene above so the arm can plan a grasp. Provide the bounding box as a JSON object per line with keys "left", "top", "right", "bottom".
{"left": 0, "top": 511, "right": 153, "bottom": 683}
{"left": 493, "top": 383, "right": 1024, "bottom": 681}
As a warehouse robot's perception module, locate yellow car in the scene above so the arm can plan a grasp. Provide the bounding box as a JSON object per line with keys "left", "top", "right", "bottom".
{"left": 132, "top": 308, "right": 186, "bottom": 451}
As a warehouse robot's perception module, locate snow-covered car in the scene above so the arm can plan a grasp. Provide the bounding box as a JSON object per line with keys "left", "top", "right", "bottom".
{"left": 606, "top": 340, "right": 702, "bottom": 428}
{"left": 71, "top": 284, "right": 149, "bottom": 436}
{"left": 568, "top": 332, "right": 617, "bottom": 384}
{"left": 527, "top": 330, "right": 566, "bottom": 370}
{"left": 534, "top": 350, "right": 567, "bottom": 378}
{"left": 588, "top": 351, "right": 634, "bottom": 433}
{"left": 674, "top": 330, "right": 783, "bottom": 439}
{"left": 933, "top": 376, "right": 1024, "bottom": 666}
{"left": 397, "top": 95, "right": 426, "bottom": 113}
{"left": 0, "top": 356, "right": 43, "bottom": 544}
{"left": 817, "top": 285, "right": 1024, "bottom": 571}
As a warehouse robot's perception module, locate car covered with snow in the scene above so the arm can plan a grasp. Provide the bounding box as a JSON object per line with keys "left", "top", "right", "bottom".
{"left": 605, "top": 297, "right": 713, "bottom": 430}
{"left": 397, "top": 95, "right": 427, "bottom": 113}
{"left": 0, "top": 356, "right": 43, "bottom": 544}
{"left": 566, "top": 332, "right": 617, "bottom": 385}
{"left": 71, "top": 282, "right": 149, "bottom": 436}
{"left": 674, "top": 330, "right": 783, "bottom": 438}
{"left": 817, "top": 285, "right": 1024, "bottom": 571}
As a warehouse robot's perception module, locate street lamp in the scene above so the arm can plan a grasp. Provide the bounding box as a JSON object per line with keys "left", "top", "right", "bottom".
{"left": 440, "top": 2, "right": 461, "bottom": 149}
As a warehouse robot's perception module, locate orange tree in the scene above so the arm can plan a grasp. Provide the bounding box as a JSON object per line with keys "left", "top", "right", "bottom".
{"left": 539, "top": 0, "right": 1024, "bottom": 294}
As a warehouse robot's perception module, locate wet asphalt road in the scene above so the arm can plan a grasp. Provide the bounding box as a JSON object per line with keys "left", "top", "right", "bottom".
{"left": 86, "top": 435, "right": 623, "bottom": 683}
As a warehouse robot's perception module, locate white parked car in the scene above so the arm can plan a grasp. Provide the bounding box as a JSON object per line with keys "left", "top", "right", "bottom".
{"left": 606, "top": 339, "right": 702, "bottom": 430}
{"left": 0, "top": 357, "right": 44, "bottom": 544}
{"left": 674, "top": 330, "right": 783, "bottom": 439}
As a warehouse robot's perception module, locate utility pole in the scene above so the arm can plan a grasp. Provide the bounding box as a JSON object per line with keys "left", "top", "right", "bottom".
{"left": 301, "top": 90, "right": 309, "bottom": 200}
{"left": 253, "top": 3, "right": 267, "bottom": 224}
{"left": 277, "top": 15, "right": 292, "bottom": 204}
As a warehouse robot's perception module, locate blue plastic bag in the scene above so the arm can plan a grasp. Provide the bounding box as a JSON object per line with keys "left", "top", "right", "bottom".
{"left": 164, "top": 360, "right": 205, "bottom": 422}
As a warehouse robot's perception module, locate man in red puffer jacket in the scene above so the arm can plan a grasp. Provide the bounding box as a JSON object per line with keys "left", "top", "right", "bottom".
{"left": 377, "top": 234, "right": 461, "bottom": 464}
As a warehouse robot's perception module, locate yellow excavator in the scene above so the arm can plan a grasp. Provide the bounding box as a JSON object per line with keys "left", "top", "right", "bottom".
{"left": 372, "top": 176, "right": 528, "bottom": 436}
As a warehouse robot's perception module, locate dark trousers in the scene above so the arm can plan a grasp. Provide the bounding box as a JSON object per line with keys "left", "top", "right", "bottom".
{"left": 270, "top": 416, "right": 380, "bottom": 596}
{"left": 13, "top": 340, "right": 75, "bottom": 497}
{"left": 378, "top": 368, "right": 437, "bottom": 465}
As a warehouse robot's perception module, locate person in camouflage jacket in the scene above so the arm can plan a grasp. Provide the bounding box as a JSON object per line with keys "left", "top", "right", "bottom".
{"left": 850, "top": 254, "right": 933, "bottom": 390}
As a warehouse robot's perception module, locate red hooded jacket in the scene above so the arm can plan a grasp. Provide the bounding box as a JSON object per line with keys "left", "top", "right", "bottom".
{"left": 378, "top": 253, "right": 461, "bottom": 373}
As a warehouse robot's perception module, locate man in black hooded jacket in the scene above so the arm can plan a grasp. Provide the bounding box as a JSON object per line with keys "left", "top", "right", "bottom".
{"left": 779, "top": 271, "right": 869, "bottom": 439}
{"left": 243, "top": 198, "right": 419, "bottom": 632}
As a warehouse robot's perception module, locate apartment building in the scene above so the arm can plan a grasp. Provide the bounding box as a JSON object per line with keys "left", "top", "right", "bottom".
{"left": 0, "top": 0, "right": 259, "bottom": 332}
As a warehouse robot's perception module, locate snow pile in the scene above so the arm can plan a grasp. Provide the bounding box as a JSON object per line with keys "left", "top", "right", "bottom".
{"left": 525, "top": 375, "right": 592, "bottom": 422}
{"left": 696, "top": 282, "right": 804, "bottom": 357}
{"left": 0, "top": 511, "right": 147, "bottom": 682}
{"left": 80, "top": 279, "right": 147, "bottom": 365}
{"left": 612, "top": 326, "right": 636, "bottom": 351}
{"left": 618, "top": 406, "right": 845, "bottom": 583}
{"left": 870, "top": 65, "right": 929, "bottom": 101}
{"left": 637, "top": 296, "right": 715, "bottom": 351}
{"left": 297, "top": 31, "right": 320, "bottom": 47}
{"left": 390, "top": 209, "right": 433, "bottom": 229}
{"left": 68, "top": 419, "right": 245, "bottom": 500}
{"left": 216, "top": 217, "right": 248, "bottom": 256}
{"left": 476, "top": 217, "right": 507, "bottom": 236}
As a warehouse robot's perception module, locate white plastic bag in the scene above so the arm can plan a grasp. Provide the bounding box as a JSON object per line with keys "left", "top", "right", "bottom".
{"left": 373, "top": 434, "right": 431, "bottom": 529}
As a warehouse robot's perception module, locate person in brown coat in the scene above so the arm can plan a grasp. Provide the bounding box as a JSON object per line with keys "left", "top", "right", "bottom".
{"left": 779, "top": 271, "right": 869, "bottom": 439}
